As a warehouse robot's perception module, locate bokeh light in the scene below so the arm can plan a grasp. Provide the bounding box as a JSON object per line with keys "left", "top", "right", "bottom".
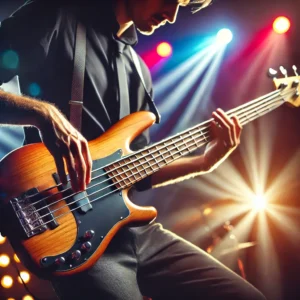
{"left": 1, "top": 275, "right": 13, "bottom": 289}
{"left": 28, "top": 82, "right": 41, "bottom": 97}
{"left": 1, "top": 50, "right": 19, "bottom": 69}
{"left": 18, "top": 271, "right": 31, "bottom": 284}
{"left": 14, "top": 253, "right": 21, "bottom": 263}
{"left": 23, "top": 295, "right": 34, "bottom": 300}
{"left": 157, "top": 42, "right": 173, "bottom": 58}
{"left": 273, "top": 16, "right": 291, "bottom": 34}
{"left": 0, "top": 232, "right": 6, "bottom": 244}
{"left": 0, "top": 254, "right": 10, "bottom": 267}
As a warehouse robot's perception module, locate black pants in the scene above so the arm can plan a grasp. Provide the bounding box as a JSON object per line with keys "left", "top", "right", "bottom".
{"left": 52, "top": 223, "right": 266, "bottom": 300}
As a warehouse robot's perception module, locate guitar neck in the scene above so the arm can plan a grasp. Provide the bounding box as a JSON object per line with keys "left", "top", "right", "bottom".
{"left": 108, "top": 87, "right": 292, "bottom": 189}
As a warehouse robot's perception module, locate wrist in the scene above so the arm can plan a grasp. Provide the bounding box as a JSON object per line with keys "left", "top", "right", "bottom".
{"left": 30, "top": 100, "right": 52, "bottom": 129}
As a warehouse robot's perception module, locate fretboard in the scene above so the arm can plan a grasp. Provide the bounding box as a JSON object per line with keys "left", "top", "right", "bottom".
{"left": 106, "top": 87, "right": 294, "bottom": 190}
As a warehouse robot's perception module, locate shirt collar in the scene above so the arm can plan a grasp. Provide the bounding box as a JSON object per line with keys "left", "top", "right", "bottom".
{"left": 115, "top": 24, "right": 138, "bottom": 46}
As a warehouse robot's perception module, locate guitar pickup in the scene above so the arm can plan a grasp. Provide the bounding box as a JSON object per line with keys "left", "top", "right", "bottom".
{"left": 52, "top": 174, "right": 93, "bottom": 214}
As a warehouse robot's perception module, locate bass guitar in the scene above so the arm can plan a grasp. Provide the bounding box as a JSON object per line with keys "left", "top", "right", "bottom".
{"left": 0, "top": 70, "right": 299, "bottom": 278}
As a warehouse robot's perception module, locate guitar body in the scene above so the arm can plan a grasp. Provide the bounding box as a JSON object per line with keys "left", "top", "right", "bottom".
{"left": 0, "top": 111, "right": 157, "bottom": 277}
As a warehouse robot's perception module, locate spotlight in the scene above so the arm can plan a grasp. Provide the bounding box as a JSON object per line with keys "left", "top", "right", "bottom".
{"left": 23, "top": 296, "right": 34, "bottom": 300}
{"left": 252, "top": 193, "right": 267, "bottom": 211}
{"left": 216, "top": 29, "right": 233, "bottom": 45}
{"left": 273, "top": 16, "right": 291, "bottom": 34}
{"left": 157, "top": 42, "right": 173, "bottom": 58}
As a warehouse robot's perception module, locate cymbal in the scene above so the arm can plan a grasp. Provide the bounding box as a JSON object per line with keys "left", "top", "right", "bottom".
{"left": 219, "top": 242, "right": 257, "bottom": 256}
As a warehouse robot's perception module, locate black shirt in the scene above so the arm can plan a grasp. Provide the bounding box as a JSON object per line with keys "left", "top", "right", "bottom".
{"left": 0, "top": 0, "right": 154, "bottom": 190}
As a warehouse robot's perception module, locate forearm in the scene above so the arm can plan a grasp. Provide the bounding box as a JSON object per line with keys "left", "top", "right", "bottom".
{"left": 0, "top": 89, "right": 48, "bottom": 128}
{"left": 151, "top": 155, "right": 212, "bottom": 188}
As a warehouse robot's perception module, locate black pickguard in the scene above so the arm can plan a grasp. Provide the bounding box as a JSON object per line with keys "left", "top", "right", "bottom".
{"left": 40, "top": 149, "right": 130, "bottom": 273}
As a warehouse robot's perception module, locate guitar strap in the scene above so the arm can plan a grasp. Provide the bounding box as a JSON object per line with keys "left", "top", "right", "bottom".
{"left": 129, "top": 46, "right": 161, "bottom": 124}
{"left": 70, "top": 20, "right": 161, "bottom": 129}
{"left": 69, "top": 19, "right": 86, "bottom": 132}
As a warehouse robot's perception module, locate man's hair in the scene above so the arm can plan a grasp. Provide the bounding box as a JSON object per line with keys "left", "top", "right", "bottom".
{"left": 188, "top": 0, "right": 213, "bottom": 14}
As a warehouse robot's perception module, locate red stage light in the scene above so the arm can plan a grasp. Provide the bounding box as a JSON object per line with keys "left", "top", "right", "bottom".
{"left": 273, "top": 16, "right": 291, "bottom": 34}
{"left": 157, "top": 42, "right": 173, "bottom": 58}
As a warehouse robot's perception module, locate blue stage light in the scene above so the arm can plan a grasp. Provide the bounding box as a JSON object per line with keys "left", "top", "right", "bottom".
{"left": 216, "top": 29, "right": 233, "bottom": 45}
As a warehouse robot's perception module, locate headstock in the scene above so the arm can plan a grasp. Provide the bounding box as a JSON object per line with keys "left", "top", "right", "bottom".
{"left": 268, "top": 66, "right": 300, "bottom": 107}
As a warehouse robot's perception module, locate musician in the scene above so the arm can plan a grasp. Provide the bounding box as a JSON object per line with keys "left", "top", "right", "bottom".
{"left": 0, "top": 0, "right": 266, "bottom": 299}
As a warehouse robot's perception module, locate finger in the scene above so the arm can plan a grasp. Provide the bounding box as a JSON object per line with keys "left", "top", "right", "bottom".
{"left": 64, "top": 150, "right": 79, "bottom": 192}
{"left": 70, "top": 139, "right": 87, "bottom": 191}
{"left": 54, "top": 154, "right": 68, "bottom": 185}
{"left": 212, "top": 110, "right": 233, "bottom": 146}
{"left": 231, "top": 116, "right": 242, "bottom": 142}
{"left": 81, "top": 139, "right": 93, "bottom": 185}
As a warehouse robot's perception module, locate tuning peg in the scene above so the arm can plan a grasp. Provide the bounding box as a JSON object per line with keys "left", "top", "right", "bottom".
{"left": 279, "top": 66, "right": 288, "bottom": 78}
{"left": 268, "top": 68, "right": 278, "bottom": 79}
{"left": 292, "top": 65, "right": 299, "bottom": 76}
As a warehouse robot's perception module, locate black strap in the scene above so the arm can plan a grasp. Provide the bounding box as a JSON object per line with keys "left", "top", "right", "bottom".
{"left": 129, "top": 46, "right": 161, "bottom": 124}
{"left": 69, "top": 20, "right": 86, "bottom": 132}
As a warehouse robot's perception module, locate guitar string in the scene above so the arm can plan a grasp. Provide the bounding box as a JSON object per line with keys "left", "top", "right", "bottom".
{"left": 21, "top": 96, "right": 287, "bottom": 234}
{"left": 16, "top": 88, "right": 290, "bottom": 218}
{"left": 25, "top": 89, "right": 281, "bottom": 202}
{"left": 19, "top": 90, "right": 286, "bottom": 214}
{"left": 21, "top": 99, "right": 285, "bottom": 235}
{"left": 16, "top": 89, "right": 286, "bottom": 217}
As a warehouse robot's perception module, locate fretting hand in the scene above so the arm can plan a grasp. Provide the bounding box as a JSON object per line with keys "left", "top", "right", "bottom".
{"left": 203, "top": 108, "right": 242, "bottom": 170}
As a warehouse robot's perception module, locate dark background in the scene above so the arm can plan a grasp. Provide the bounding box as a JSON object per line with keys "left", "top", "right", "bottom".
{"left": 1, "top": 1, "right": 300, "bottom": 300}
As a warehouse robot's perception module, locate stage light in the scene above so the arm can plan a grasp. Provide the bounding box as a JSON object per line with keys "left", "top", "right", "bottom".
{"left": 0, "top": 232, "right": 6, "bottom": 244}
{"left": 216, "top": 29, "right": 233, "bottom": 45}
{"left": 203, "top": 207, "right": 213, "bottom": 216}
{"left": 252, "top": 193, "right": 267, "bottom": 211}
{"left": 14, "top": 254, "right": 21, "bottom": 263}
{"left": 0, "top": 254, "right": 10, "bottom": 267}
{"left": 157, "top": 42, "right": 173, "bottom": 58}
{"left": 23, "top": 295, "right": 34, "bottom": 300}
{"left": 273, "top": 17, "right": 291, "bottom": 34}
{"left": 18, "top": 271, "right": 30, "bottom": 284}
{"left": 1, "top": 275, "right": 13, "bottom": 289}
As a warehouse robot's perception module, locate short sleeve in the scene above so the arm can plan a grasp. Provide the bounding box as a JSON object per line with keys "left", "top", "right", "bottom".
{"left": 0, "top": 0, "right": 61, "bottom": 84}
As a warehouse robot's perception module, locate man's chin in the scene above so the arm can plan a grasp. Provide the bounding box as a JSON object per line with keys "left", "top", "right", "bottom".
{"left": 137, "top": 25, "right": 156, "bottom": 36}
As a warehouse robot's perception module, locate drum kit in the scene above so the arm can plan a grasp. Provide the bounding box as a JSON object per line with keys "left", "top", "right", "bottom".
{"left": 198, "top": 199, "right": 257, "bottom": 280}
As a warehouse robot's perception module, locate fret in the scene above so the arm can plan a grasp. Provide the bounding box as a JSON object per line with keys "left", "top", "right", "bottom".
{"left": 180, "top": 134, "right": 192, "bottom": 156}
{"left": 181, "top": 134, "right": 193, "bottom": 154}
{"left": 116, "top": 160, "right": 134, "bottom": 187}
{"left": 141, "top": 151, "right": 155, "bottom": 174}
{"left": 158, "top": 143, "right": 169, "bottom": 165}
{"left": 171, "top": 138, "right": 182, "bottom": 160}
{"left": 133, "top": 154, "right": 149, "bottom": 179}
{"left": 148, "top": 147, "right": 161, "bottom": 170}
{"left": 198, "top": 126, "right": 209, "bottom": 143}
{"left": 126, "top": 157, "right": 141, "bottom": 183}
{"left": 190, "top": 129, "right": 200, "bottom": 148}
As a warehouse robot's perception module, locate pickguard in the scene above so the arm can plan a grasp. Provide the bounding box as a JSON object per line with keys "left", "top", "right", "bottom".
{"left": 40, "top": 149, "right": 130, "bottom": 272}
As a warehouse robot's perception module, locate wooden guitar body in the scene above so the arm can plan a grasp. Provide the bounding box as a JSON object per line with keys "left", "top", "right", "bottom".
{"left": 0, "top": 111, "right": 157, "bottom": 277}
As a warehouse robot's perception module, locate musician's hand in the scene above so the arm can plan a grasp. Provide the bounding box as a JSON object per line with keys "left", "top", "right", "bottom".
{"left": 36, "top": 103, "right": 92, "bottom": 192}
{"left": 204, "top": 108, "right": 242, "bottom": 170}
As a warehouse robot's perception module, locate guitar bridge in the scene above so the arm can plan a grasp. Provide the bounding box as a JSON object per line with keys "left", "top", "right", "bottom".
{"left": 10, "top": 188, "right": 57, "bottom": 238}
